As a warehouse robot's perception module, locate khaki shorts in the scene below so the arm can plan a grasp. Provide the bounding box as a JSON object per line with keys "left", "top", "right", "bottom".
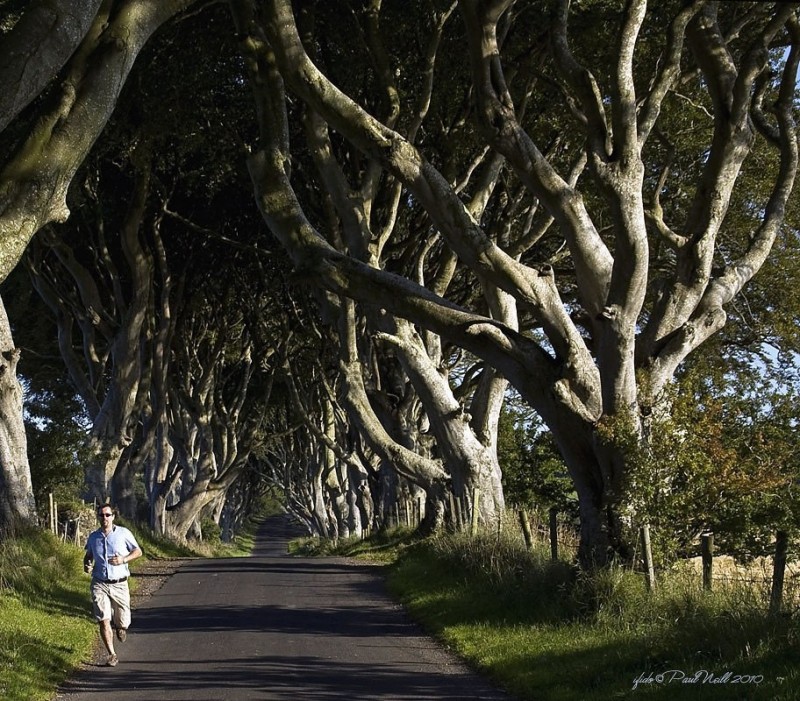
{"left": 91, "top": 579, "right": 131, "bottom": 629}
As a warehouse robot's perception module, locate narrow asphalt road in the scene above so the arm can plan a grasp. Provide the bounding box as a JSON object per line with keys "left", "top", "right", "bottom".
{"left": 58, "top": 515, "right": 513, "bottom": 700}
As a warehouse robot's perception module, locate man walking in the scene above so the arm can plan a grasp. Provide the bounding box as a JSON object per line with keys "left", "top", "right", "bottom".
{"left": 83, "top": 504, "right": 143, "bottom": 667}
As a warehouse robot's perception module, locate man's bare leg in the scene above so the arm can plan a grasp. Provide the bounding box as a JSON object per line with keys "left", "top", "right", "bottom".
{"left": 99, "top": 619, "right": 118, "bottom": 665}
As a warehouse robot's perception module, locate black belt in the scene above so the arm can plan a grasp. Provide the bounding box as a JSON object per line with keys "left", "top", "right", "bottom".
{"left": 96, "top": 577, "right": 127, "bottom": 584}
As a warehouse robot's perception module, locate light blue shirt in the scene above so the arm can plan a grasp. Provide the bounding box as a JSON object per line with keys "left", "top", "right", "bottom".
{"left": 85, "top": 525, "right": 140, "bottom": 581}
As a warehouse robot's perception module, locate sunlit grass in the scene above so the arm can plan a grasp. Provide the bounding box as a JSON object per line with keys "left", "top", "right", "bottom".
{"left": 288, "top": 526, "right": 419, "bottom": 562}
{"left": 0, "top": 528, "right": 96, "bottom": 701}
{"left": 385, "top": 530, "right": 799, "bottom": 701}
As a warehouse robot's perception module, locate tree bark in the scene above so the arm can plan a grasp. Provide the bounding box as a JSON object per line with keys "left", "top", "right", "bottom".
{"left": 0, "top": 0, "right": 197, "bottom": 283}
{"left": 0, "top": 295, "right": 37, "bottom": 531}
{"left": 234, "top": 0, "right": 799, "bottom": 566}
{"left": 28, "top": 158, "right": 154, "bottom": 504}
{"left": 0, "top": 0, "right": 105, "bottom": 132}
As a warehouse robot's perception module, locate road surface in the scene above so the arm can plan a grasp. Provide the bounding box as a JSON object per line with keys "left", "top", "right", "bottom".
{"left": 58, "top": 515, "right": 513, "bottom": 700}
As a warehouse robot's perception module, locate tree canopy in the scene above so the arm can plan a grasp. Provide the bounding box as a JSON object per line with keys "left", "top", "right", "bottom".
{"left": 0, "top": 0, "right": 798, "bottom": 565}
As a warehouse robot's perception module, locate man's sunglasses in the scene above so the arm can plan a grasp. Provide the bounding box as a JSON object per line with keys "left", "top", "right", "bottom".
{"left": 99, "top": 512, "right": 114, "bottom": 518}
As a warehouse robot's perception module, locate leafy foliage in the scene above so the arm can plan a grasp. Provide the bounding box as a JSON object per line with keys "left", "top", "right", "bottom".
{"left": 498, "top": 405, "right": 577, "bottom": 516}
{"left": 623, "top": 354, "right": 800, "bottom": 564}
{"left": 24, "top": 390, "right": 89, "bottom": 510}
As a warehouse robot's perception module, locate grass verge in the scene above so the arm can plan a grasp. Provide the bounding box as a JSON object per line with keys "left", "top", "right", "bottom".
{"left": 302, "top": 527, "right": 798, "bottom": 701}
{"left": 0, "top": 527, "right": 96, "bottom": 701}
{"left": 386, "top": 531, "right": 799, "bottom": 701}
{"left": 288, "top": 526, "right": 419, "bottom": 562}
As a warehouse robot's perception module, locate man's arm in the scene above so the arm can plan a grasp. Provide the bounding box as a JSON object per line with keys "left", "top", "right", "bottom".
{"left": 83, "top": 549, "right": 93, "bottom": 573}
{"left": 123, "top": 547, "right": 142, "bottom": 565}
{"left": 109, "top": 545, "right": 142, "bottom": 567}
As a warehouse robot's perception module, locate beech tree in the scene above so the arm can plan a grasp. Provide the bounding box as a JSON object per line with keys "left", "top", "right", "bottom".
{"left": 27, "top": 155, "right": 155, "bottom": 506}
{"left": 0, "top": 296, "right": 35, "bottom": 530}
{"left": 0, "top": 0, "right": 198, "bottom": 280}
{"left": 0, "top": 0, "right": 797, "bottom": 565}
{"left": 0, "top": 0, "right": 199, "bottom": 531}
{"left": 230, "top": 0, "right": 518, "bottom": 530}
{"left": 233, "top": 0, "right": 800, "bottom": 565}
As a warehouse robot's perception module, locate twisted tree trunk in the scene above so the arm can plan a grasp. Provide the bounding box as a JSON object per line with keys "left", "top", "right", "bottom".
{"left": 0, "top": 296, "right": 36, "bottom": 532}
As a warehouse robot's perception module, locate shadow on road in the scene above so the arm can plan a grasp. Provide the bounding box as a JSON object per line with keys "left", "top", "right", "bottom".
{"left": 58, "top": 515, "right": 512, "bottom": 701}
{"left": 65, "top": 653, "right": 503, "bottom": 700}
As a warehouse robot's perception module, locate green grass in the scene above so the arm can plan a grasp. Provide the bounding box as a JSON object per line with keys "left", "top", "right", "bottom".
{"left": 0, "top": 527, "right": 96, "bottom": 701}
{"left": 383, "top": 531, "right": 799, "bottom": 701}
{"left": 304, "top": 526, "right": 798, "bottom": 700}
{"left": 0, "top": 517, "right": 262, "bottom": 701}
{"left": 123, "top": 518, "right": 257, "bottom": 561}
{"left": 288, "top": 526, "right": 419, "bottom": 562}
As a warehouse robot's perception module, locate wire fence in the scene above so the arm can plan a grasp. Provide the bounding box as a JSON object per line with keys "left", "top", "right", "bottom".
{"left": 383, "top": 489, "right": 798, "bottom": 614}
{"left": 44, "top": 494, "right": 95, "bottom": 546}
{"left": 511, "top": 506, "right": 799, "bottom": 614}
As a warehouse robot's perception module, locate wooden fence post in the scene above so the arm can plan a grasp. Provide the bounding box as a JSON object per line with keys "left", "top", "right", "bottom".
{"left": 770, "top": 530, "right": 789, "bottom": 615}
{"left": 549, "top": 507, "right": 559, "bottom": 561}
{"left": 641, "top": 524, "right": 656, "bottom": 592}
{"left": 518, "top": 509, "right": 533, "bottom": 550}
{"left": 448, "top": 492, "right": 457, "bottom": 531}
{"left": 701, "top": 532, "right": 714, "bottom": 591}
{"left": 470, "top": 488, "right": 481, "bottom": 536}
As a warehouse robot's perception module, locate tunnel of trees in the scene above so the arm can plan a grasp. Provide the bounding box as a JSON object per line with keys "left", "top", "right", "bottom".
{"left": 0, "top": 0, "right": 798, "bottom": 568}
